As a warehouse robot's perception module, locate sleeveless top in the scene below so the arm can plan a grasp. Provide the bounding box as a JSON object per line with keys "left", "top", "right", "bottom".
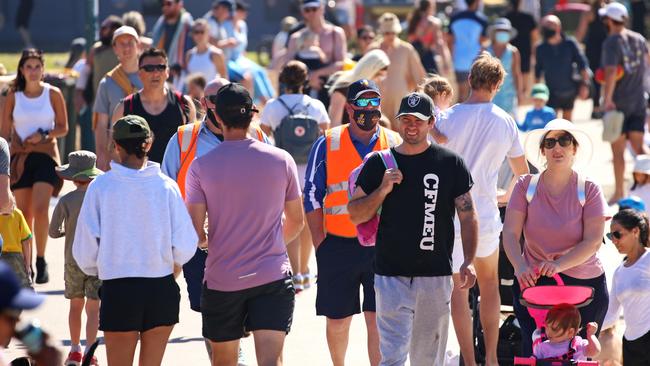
{"left": 127, "top": 91, "right": 185, "bottom": 163}
{"left": 489, "top": 45, "right": 516, "bottom": 114}
{"left": 187, "top": 49, "right": 218, "bottom": 81}
{"left": 13, "top": 83, "right": 55, "bottom": 141}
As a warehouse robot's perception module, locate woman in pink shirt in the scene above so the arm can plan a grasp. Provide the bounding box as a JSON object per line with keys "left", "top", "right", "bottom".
{"left": 502, "top": 119, "right": 609, "bottom": 357}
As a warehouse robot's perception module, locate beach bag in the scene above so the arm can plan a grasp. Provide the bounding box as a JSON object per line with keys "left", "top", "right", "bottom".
{"left": 275, "top": 97, "right": 320, "bottom": 164}
{"left": 602, "top": 110, "right": 624, "bottom": 143}
{"left": 347, "top": 149, "right": 398, "bottom": 246}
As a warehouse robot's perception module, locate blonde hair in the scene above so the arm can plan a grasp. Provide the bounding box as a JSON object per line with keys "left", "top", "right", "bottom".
{"left": 122, "top": 11, "right": 146, "bottom": 36}
{"left": 420, "top": 74, "right": 453, "bottom": 100}
{"left": 297, "top": 30, "right": 318, "bottom": 50}
{"left": 192, "top": 18, "right": 210, "bottom": 32}
{"left": 329, "top": 49, "right": 390, "bottom": 95}
{"left": 469, "top": 51, "right": 506, "bottom": 91}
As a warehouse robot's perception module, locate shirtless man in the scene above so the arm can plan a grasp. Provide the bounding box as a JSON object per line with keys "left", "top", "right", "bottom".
{"left": 285, "top": 0, "right": 347, "bottom": 95}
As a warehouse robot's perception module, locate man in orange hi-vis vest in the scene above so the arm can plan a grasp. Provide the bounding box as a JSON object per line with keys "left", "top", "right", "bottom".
{"left": 160, "top": 78, "right": 267, "bottom": 363}
{"left": 303, "top": 79, "right": 401, "bottom": 366}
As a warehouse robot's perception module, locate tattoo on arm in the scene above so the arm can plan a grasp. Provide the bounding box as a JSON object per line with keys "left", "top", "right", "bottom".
{"left": 454, "top": 192, "right": 474, "bottom": 213}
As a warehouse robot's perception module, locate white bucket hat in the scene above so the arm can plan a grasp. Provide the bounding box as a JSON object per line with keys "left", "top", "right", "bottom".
{"left": 633, "top": 155, "right": 650, "bottom": 175}
{"left": 524, "top": 119, "right": 593, "bottom": 170}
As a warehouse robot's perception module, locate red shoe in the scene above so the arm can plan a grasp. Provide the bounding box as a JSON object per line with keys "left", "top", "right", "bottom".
{"left": 65, "top": 351, "right": 83, "bottom": 366}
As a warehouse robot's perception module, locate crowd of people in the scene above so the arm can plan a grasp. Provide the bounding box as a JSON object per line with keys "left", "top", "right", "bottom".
{"left": 0, "top": 0, "right": 649, "bottom": 365}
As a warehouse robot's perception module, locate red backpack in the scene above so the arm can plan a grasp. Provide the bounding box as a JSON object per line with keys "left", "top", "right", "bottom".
{"left": 347, "top": 149, "right": 398, "bottom": 247}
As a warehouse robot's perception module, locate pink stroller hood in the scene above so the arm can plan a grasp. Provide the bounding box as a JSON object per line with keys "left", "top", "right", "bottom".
{"left": 520, "top": 275, "right": 595, "bottom": 327}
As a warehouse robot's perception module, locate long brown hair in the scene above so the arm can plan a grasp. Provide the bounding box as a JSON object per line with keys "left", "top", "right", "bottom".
{"left": 11, "top": 48, "right": 44, "bottom": 92}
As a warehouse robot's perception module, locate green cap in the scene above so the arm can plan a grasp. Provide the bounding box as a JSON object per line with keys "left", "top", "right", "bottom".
{"left": 112, "top": 115, "right": 152, "bottom": 140}
{"left": 531, "top": 83, "right": 550, "bottom": 101}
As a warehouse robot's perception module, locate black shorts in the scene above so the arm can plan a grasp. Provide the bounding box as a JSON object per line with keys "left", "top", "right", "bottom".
{"left": 622, "top": 112, "right": 647, "bottom": 134}
{"left": 201, "top": 277, "right": 295, "bottom": 342}
{"left": 182, "top": 248, "right": 207, "bottom": 312}
{"left": 547, "top": 89, "right": 577, "bottom": 110}
{"left": 623, "top": 329, "right": 650, "bottom": 366}
{"left": 315, "top": 235, "right": 376, "bottom": 318}
{"left": 10, "top": 152, "right": 61, "bottom": 191}
{"left": 99, "top": 275, "right": 180, "bottom": 332}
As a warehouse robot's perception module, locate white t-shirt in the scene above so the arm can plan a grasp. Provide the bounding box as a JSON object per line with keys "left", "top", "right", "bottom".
{"left": 260, "top": 94, "right": 330, "bottom": 131}
{"left": 629, "top": 184, "right": 650, "bottom": 214}
{"left": 437, "top": 102, "right": 524, "bottom": 235}
{"left": 603, "top": 250, "right": 650, "bottom": 340}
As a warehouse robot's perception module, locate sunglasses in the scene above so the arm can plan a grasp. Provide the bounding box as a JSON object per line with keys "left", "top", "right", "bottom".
{"left": 360, "top": 35, "right": 375, "bottom": 41}
{"left": 353, "top": 97, "right": 380, "bottom": 107}
{"left": 192, "top": 29, "right": 206, "bottom": 34}
{"left": 542, "top": 135, "right": 574, "bottom": 149}
{"left": 303, "top": 7, "right": 319, "bottom": 13}
{"left": 606, "top": 231, "right": 625, "bottom": 240}
{"left": 140, "top": 64, "right": 167, "bottom": 72}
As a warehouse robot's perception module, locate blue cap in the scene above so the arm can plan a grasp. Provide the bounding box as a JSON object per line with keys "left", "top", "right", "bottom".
{"left": 618, "top": 196, "right": 646, "bottom": 212}
{"left": 347, "top": 79, "right": 381, "bottom": 101}
{"left": 0, "top": 262, "right": 44, "bottom": 311}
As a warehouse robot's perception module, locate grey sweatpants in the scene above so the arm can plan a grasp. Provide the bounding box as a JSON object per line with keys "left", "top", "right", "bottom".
{"left": 375, "top": 275, "right": 452, "bottom": 366}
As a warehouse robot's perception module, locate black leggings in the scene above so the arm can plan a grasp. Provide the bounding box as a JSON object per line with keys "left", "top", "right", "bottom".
{"left": 512, "top": 272, "right": 609, "bottom": 356}
{"left": 623, "top": 329, "right": 650, "bottom": 366}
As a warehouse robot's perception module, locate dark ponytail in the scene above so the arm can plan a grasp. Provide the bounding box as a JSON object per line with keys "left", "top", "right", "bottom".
{"left": 114, "top": 134, "right": 154, "bottom": 160}
{"left": 11, "top": 48, "right": 44, "bottom": 92}
{"left": 407, "top": 0, "right": 432, "bottom": 36}
{"left": 613, "top": 209, "right": 650, "bottom": 247}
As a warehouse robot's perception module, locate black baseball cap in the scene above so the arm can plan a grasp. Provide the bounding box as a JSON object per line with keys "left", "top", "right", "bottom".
{"left": 347, "top": 79, "right": 381, "bottom": 101}
{"left": 0, "top": 262, "right": 44, "bottom": 311}
{"left": 396, "top": 92, "right": 435, "bottom": 120}
{"left": 212, "top": 83, "right": 259, "bottom": 120}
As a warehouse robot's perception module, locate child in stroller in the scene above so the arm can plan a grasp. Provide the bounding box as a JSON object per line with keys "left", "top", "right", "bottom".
{"left": 515, "top": 275, "right": 601, "bottom": 366}
{"left": 532, "top": 304, "right": 600, "bottom": 361}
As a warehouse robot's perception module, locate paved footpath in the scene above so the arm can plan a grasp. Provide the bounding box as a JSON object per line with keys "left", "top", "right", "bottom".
{"left": 4, "top": 99, "right": 629, "bottom": 365}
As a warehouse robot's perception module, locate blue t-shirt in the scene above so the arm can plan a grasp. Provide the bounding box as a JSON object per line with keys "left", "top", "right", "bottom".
{"left": 448, "top": 10, "right": 488, "bottom": 72}
{"left": 520, "top": 106, "right": 556, "bottom": 131}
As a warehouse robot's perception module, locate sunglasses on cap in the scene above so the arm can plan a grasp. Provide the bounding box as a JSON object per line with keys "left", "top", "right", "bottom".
{"left": 542, "top": 134, "right": 574, "bottom": 149}
{"left": 606, "top": 230, "right": 625, "bottom": 240}
{"left": 353, "top": 97, "right": 380, "bottom": 108}
{"left": 140, "top": 64, "right": 167, "bottom": 72}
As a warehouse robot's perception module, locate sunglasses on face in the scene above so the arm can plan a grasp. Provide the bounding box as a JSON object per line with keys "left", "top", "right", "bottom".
{"left": 303, "top": 7, "right": 319, "bottom": 13}
{"left": 140, "top": 64, "right": 167, "bottom": 72}
{"left": 361, "top": 35, "right": 375, "bottom": 41}
{"left": 353, "top": 97, "right": 380, "bottom": 107}
{"left": 542, "top": 135, "right": 574, "bottom": 149}
{"left": 606, "top": 231, "right": 625, "bottom": 240}
{"left": 193, "top": 29, "right": 206, "bottom": 34}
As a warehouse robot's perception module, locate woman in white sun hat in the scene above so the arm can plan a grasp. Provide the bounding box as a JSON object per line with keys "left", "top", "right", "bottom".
{"left": 502, "top": 119, "right": 610, "bottom": 356}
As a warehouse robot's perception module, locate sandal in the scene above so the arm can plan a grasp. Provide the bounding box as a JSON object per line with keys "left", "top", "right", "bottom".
{"left": 301, "top": 272, "right": 316, "bottom": 290}
{"left": 292, "top": 274, "right": 304, "bottom": 292}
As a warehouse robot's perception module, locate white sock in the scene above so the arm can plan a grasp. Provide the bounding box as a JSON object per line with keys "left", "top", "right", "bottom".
{"left": 70, "top": 344, "right": 82, "bottom": 353}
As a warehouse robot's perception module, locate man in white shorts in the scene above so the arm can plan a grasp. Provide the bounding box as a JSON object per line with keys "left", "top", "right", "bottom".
{"left": 436, "top": 52, "right": 529, "bottom": 366}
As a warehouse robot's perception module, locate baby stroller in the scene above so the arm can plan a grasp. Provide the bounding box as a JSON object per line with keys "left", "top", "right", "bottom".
{"left": 514, "top": 274, "right": 599, "bottom": 366}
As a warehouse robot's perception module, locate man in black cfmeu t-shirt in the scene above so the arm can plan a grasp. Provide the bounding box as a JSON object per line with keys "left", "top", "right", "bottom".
{"left": 348, "top": 92, "right": 478, "bottom": 365}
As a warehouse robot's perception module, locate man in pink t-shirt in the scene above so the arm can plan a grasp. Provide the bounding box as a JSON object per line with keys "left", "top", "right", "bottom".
{"left": 185, "top": 83, "right": 304, "bottom": 365}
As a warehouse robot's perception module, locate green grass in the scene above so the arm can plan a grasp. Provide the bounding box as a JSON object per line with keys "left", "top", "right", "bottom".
{"left": 0, "top": 53, "right": 69, "bottom": 74}
{"left": 0, "top": 51, "right": 268, "bottom": 75}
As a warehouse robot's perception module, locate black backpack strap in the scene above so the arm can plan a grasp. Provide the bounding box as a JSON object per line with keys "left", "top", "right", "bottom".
{"left": 277, "top": 97, "right": 295, "bottom": 114}
{"left": 123, "top": 93, "right": 135, "bottom": 114}
{"left": 174, "top": 90, "right": 190, "bottom": 124}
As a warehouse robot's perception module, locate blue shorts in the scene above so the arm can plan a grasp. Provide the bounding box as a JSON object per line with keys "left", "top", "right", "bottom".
{"left": 315, "top": 235, "right": 376, "bottom": 318}
{"left": 182, "top": 248, "right": 207, "bottom": 312}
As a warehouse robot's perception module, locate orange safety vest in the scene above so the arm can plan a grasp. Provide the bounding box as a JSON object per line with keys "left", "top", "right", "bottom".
{"left": 176, "top": 122, "right": 266, "bottom": 198}
{"left": 323, "top": 125, "right": 401, "bottom": 238}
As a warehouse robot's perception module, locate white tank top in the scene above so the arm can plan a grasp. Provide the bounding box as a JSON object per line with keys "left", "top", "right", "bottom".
{"left": 186, "top": 49, "right": 218, "bottom": 81}
{"left": 13, "top": 83, "right": 55, "bottom": 141}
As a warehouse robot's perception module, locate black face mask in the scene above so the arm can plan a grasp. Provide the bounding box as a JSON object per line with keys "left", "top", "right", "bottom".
{"left": 352, "top": 109, "right": 382, "bottom": 131}
{"left": 206, "top": 109, "right": 223, "bottom": 131}
{"left": 541, "top": 27, "right": 557, "bottom": 40}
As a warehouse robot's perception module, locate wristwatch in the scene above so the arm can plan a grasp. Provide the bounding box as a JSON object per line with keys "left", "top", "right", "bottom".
{"left": 39, "top": 129, "right": 49, "bottom": 141}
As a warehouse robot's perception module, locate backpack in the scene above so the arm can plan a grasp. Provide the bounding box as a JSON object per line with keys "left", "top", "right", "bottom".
{"left": 123, "top": 90, "right": 190, "bottom": 125}
{"left": 526, "top": 173, "right": 586, "bottom": 206}
{"left": 274, "top": 97, "right": 321, "bottom": 164}
{"left": 347, "top": 149, "right": 398, "bottom": 247}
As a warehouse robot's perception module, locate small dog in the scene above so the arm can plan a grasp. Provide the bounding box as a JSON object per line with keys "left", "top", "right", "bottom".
{"left": 595, "top": 322, "right": 623, "bottom": 366}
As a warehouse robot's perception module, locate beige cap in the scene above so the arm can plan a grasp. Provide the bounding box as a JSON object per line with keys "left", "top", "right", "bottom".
{"left": 112, "top": 26, "right": 139, "bottom": 44}
{"left": 378, "top": 13, "right": 402, "bottom": 35}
